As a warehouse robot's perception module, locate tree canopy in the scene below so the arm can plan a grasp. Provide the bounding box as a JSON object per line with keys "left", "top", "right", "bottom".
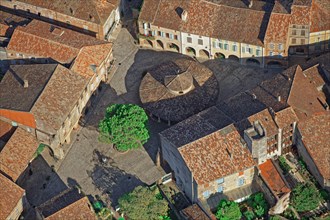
{"left": 118, "top": 186, "right": 169, "bottom": 220}
{"left": 216, "top": 200, "right": 242, "bottom": 220}
{"left": 99, "top": 104, "right": 149, "bottom": 151}
{"left": 291, "top": 182, "right": 322, "bottom": 212}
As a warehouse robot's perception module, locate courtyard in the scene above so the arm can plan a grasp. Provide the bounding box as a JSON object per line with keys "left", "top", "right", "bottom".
{"left": 34, "top": 28, "right": 282, "bottom": 208}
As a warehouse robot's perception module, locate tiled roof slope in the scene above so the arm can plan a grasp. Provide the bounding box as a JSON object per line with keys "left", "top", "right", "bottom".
{"left": 273, "top": 106, "right": 299, "bottom": 129}
{"left": 179, "top": 124, "right": 255, "bottom": 185}
{"left": 237, "top": 109, "right": 278, "bottom": 137}
{"left": 265, "top": 13, "right": 290, "bottom": 43}
{"left": 0, "top": 120, "right": 14, "bottom": 142}
{"left": 259, "top": 159, "right": 290, "bottom": 197}
{"left": 287, "top": 65, "right": 327, "bottom": 120}
{"left": 70, "top": 43, "right": 112, "bottom": 78}
{"left": 0, "top": 64, "right": 56, "bottom": 112}
{"left": 310, "top": 0, "right": 330, "bottom": 32}
{"left": 160, "top": 106, "right": 232, "bottom": 147}
{"left": 0, "top": 173, "right": 25, "bottom": 220}
{"left": 7, "top": 20, "right": 109, "bottom": 64}
{"left": 16, "top": 0, "right": 118, "bottom": 24}
{"left": 181, "top": 204, "right": 210, "bottom": 220}
{"left": 31, "top": 65, "right": 89, "bottom": 134}
{"left": 298, "top": 112, "right": 330, "bottom": 180}
{"left": 45, "top": 197, "right": 96, "bottom": 220}
{"left": 0, "top": 127, "right": 39, "bottom": 181}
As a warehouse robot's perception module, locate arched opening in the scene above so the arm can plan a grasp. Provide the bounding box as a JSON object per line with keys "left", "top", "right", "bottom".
{"left": 156, "top": 40, "right": 164, "bottom": 49}
{"left": 143, "top": 39, "right": 153, "bottom": 48}
{"left": 295, "top": 47, "right": 305, "bottom": 54}
{"left": 228, "top": 55, "right": 239, "bottom": 62}
{"left": 185, "top": 47, "right": 196, "bottom": 56}
{"left": 199, "top": 49, "right": 209, "bottom": 59}
{"left": 246, "top": 58, "right": 261, "bottom": 66}
{"left": 167, "top": 43, "right": 180, "bottom": 52}
{"left": 267, "top": 61, "right": 283, "bottom": 69}
{"left": 215, "top": 52, "right": 225, "bottom": 59}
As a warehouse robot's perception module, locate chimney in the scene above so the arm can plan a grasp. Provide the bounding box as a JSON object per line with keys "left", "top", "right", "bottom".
{"left": 249, "top": 0, "right": 253, "bottom": 8}
{"left": 181, "top": 10, "right": 188, "bottom": 22}
{"left": 277, "top": 95, "right": 281, "bottom": 102}
{"left": 23, "top": 79, "right": 28, "bottom": 88}
{"left": 89, "top": 14, "right": 95, "bottom": 22}
{"left": 70, "top": 7, "right": 75, "bottom": 15}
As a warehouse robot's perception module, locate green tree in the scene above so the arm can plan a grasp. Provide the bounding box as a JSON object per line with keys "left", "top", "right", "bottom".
{"left": 99, "top": 104, "right": 150, "bottom": 151}
{"left": 118, "top": 186, "right": 169, "bottom": 220}
{"left": 243, "top": 210, "right": 255, "bottom": 220}
{"left": 216, "top": 200, "right": 242, "bottom": 220}
{"left": 291, "top": 182, "right": 322, "bottom": 212}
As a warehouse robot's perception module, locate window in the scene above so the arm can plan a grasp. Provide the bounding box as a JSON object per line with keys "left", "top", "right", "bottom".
{"left": 169, "top": 33, "right": 174, "bottom": 39}
{"left": 248, "top": 48, "right": 253, "bottom": 54}
{"left": 232, "top": 45, "right": 237, "bottom": 52}
{"left": 187, "top": 37, "right": 192, "bottom": 43}
{"left": 291, "top": 38, "right": 296, "bottom": 44}
{"left": 216, "top": 178, "right": 224, "bottom": 184}
{"left": 166, "top": 33, "right": 170, "bottom": 38}
{"left": 198, "top": 39, "right": 203, "bottom": 45}
{"left": 161, "top": 32, "right": 165, "bottom": 37}
{"left": 237, "top": 178, "right": 245, "bottom": 186}
{"left": 269, "top": 51, "right": 273, "bottom": 56}
{"left": 301, "top": 39, "right": 305, "bottom": 45}
{"left": 242, "top": 47, "right": 245, "bottom": 53}
{"left": 301, "top": 30, "right": 305, "bottom": 36}
{"left": 256, "top": 49, "right": 261, "bottom": 56}
{"left": 203, "top": 190, "right": 210, "bottom": 198}
{"left": 219, "top": 42, "right": 223, "bottom": 49}
{"left": 158, "top": 31, "right": 161, "bottom": 36}
{"left": 143, "top": 29, "right": 148, "bottom": 35}
{"left": 148, "top": 31, "right": 152, "bottom": 36}
{"left": 292, "top": 30, "right": 297, "bottom": 35}
{"left": 217, "top": 186, "right": 223, "bottom": 193}
{"left": 224, "top": 44, "right": 228, "bottom": 50}
{"left": 11, "top": 121, "right": 18, "bottom": 127}
{"left": 152, "top": 30, "right": 156, "bottom": 36}
{"left": 278, "top": 43, "right": 283, "bottom": 50}
{"left": 174, "top": 35, "right": 178, "bottom": 40}
{"left": 143, "top": 23, "right": 148, "bottom": 29}
{"left": 269, "top": 43, "right": 274, "bottom": 49}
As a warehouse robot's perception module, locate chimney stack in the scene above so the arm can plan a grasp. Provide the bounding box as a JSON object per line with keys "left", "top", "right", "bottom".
{"left": 249, "top": 0, "right": 253, "bottom": 8}
{"left": 181, "top": 10, "right": 188, "bottom": 22}
{"left": 23, "top": 79, "right": 28, "bottom": 88}
{"left": 277, "top": 95, "right": 281, "bottom": 102}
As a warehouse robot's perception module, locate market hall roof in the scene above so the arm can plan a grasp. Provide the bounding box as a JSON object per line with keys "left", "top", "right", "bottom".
{"left": 139, "top": 59, "right": 218, "bottom": 122}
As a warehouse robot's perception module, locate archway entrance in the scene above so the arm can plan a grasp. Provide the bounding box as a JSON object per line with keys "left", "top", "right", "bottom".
{"left": 215, "top": 52, "right": 225, "bottom": 59}
{"left": 228, "top": 55, "right": 239, "bottom": 62}
{"left": 246, "top": 58, "right": 260, "bottom": 66}
{"left": 185, "top": 47, "right": 196, "bottom": 56}
{"left": 267, "top": 61, "right": 283, "bottom": 69}
{"left": 156, "top": 40, "right": 164, "bottom": 49}
{"left": 167, "top": 43, "right": 180, "bottom": 52}
{"left": 143, "top": 39, "right": 153, "bottom": 48}
{"left": 199, "top": 49, "right": 209, "bottom": 59}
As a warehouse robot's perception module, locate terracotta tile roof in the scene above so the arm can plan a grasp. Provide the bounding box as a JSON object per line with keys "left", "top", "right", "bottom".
{"left": 0, "top": 173, "right": 25, "bottom": 220}
{"left": 45, "top": 197, "right": 96, "bottom": 220}
{"left": 0, "top": 127, "right": 39, "bottom": 181}
{"left": 31, "top": 65, "right": 89, "bottom": 134}
{"left": 237, "top": 109, "right": 278, "bottom": 137}
{"left": 259, "top": 159, "right": 291, "bottom": 197}
{"left": 0, "top": 9, "right": 31, "bottom": 37}
{"left": 310, "top": 0, "right": 330, "bottom": 32}
{"left": 179, "top": 124, "right": 255, "bottom": 185}
{"left": 0, "top": 64, "right": 56, "bottom": 112}
{"left": 303, "top": 64, "right": 327, "bottom": 89}
{"left": 181, "top": 204, "right": 210, "bottom": 220}
{"left": 16, "top": 0, "right": 118, "bottom": 24}
{"left": 140, "top": 0, "right": 268, "bottom": 46}
{"left": 7, "top": 20, "right": 108, "bottom": 64}
{"left": 0, "top": 120, "right": 14, "bottom": 142}
{"left": 287, "top": 65, "right": 327, "bottom": 120}
{"left": 160, "top": 106, "right": 232, "bottom": 147}
{"left": 274, "top": 106, "right": 299, "bottom": 129}
{"left": 265, "top": 13, "right": 290, "bottom": 43}
{"left": 70, "top": 43, "right": 112, "bottom": 78}
{"left": 290, "top": 5, "right": 311, "bottom": 25}
{"left": 298, "top": 112, "right": 330, "bottom": 180}
{"left": 0, "top": 23, "right": 9, "bottom": 37}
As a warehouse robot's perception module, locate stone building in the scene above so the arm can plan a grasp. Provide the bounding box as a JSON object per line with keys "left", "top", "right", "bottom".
{"left": 0, "top": 64, "right": 90, "bottom": 159}
{"left": 296, "top": 112, "right": 330, "bottom": 191}
{"left": 0, "top": 0, "right": 121, "bottom": 40}
{"left": 138, "top": 0, "right": 330, "bottom": 67}
{"left": 0, "top": 173, "right": 26, "bottom": 220}
{"left": 160, "top": 107, "right": 256, "bottom": 210}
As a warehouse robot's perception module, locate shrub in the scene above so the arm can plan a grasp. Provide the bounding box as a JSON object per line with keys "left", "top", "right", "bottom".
{"left": 278, "top": 156, "right": 292, "bottom": 174}
{"left": 216, "top": 200, "right": 242, "bottom": 220}
{"left": 291, "top": 182, "right": 322, "bottom": 212}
